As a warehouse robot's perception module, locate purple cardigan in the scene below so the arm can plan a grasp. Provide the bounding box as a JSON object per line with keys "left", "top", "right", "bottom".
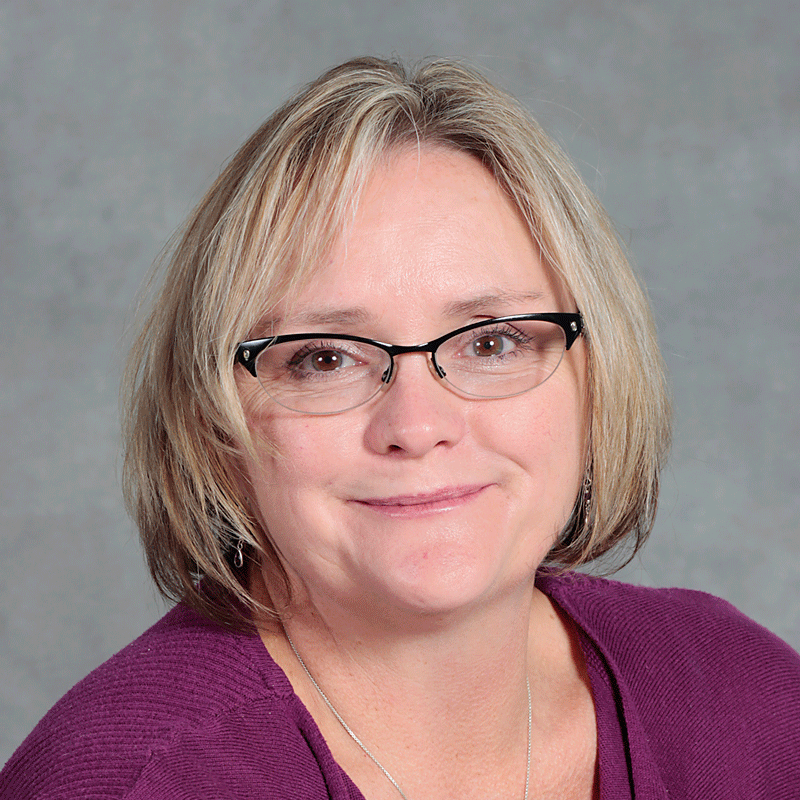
{"left": 2, "top": 573, "right": 799, "bottom": 799}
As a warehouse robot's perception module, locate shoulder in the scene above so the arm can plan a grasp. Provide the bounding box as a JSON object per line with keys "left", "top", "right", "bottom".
{"left": 538, "top": 570, "right": 800, "bottom": 674}
{"left": 0, "top": 605, "right": 338, "bottom": 799}
{"left": 539, "top": 571, "right": 800, "bottom": 796}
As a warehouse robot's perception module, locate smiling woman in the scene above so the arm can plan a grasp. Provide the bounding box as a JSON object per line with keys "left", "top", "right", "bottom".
{"left": 236, "top": 147, "right": 588, "bottom": 629}
{"left": 2, "top": 56, "right": 799, "bottom": 800}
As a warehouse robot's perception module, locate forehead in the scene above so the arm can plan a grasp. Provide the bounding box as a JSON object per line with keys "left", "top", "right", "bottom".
{"left": 262, "top": 146, "right": 570, "bottom": 333}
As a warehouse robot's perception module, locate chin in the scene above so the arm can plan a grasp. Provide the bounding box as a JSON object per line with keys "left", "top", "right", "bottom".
{"left": 353, "top": 545, "right": 535, "bottom": 622}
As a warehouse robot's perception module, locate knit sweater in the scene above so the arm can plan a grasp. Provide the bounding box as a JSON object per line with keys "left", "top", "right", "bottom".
{"left": 2, "top": 573, "right": 799, "bottom": 799}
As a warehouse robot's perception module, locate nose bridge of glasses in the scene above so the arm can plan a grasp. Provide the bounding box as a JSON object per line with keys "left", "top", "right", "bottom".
{"left": 383, "top": 341, "right": 447, "bottom": 383}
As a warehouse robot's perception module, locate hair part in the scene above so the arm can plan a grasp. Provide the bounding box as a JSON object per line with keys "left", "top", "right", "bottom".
{"left": 122, "top": 56, "right": 671, "bottom": 627}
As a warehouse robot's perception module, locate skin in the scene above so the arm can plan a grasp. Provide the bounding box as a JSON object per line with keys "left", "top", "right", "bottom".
{"left": 237, "top": 147, "right": 596, "bottom": 799}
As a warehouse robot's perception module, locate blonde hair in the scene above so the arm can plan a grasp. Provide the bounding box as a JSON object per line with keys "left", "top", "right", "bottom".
{"left": 122, "top": 56, "right": 671, "bottom": 626}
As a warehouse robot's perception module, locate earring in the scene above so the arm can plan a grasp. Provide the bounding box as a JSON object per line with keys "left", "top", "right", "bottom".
{"left": 582, "top": 474, "right": 592, "bottom": 518}
{"left": 233, "top": 539, "right": 245, "bottom": 569}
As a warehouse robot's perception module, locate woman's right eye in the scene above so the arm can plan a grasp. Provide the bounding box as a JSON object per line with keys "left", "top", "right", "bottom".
{"left": 296, "top": 348, "right": 351, "bottom": 372}
{"left": 282, "top": 342, "right": 367, "bottom": 378}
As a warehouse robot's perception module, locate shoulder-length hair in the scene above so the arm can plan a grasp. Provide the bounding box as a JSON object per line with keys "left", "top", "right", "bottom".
{"left": 122, "top": 56, "right": 671, "bottom": 626}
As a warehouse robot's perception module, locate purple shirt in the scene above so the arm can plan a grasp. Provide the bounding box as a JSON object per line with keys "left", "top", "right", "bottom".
{"left": 2, "top": 572, "right": 799, "bottom": 798}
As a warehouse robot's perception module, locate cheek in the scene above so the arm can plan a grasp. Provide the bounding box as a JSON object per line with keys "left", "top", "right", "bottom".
{"left": 239, "top": 431, "right": 323, "bottom": 558}
{"left": 239, "top": 403, "right": 355, "bottom": 515}
{"left": 482, "top": 379, "right": 587, "bottom": 508}
{"left": 239, "top": 375, "right": 316, "bottom": 464}
{"left": 484, "top": 382, "right": 585, "bottom": 459}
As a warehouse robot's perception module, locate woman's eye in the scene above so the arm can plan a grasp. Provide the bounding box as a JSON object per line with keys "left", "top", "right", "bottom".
{"left": 304, "top": 349, "right": 347, "bottom": 371}
{"left": 294, "top": 348, "right": 355, "bottom": 373}
{"left": 470, "top": 333, "right": 516, "bottom": 357}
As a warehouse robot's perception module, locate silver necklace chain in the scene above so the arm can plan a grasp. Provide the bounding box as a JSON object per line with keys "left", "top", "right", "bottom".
{"left": 284, "top": 627, "right": 532, "bottom": 800}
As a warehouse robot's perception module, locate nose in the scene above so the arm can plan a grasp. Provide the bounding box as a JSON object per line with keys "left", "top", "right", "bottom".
{"left": 363, "top": 352, "right": 467, "bottom": 457}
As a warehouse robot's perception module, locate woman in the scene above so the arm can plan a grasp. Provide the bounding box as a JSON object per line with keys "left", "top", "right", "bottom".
{"left": 2, "top": 56, "right": 798, "bottom": 799}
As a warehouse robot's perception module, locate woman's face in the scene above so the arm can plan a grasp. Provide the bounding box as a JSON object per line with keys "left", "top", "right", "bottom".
{"left": 237, "top": 147, "right": 587, "bottom": 620}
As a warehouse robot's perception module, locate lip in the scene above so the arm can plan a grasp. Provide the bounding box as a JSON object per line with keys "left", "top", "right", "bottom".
{"left": 352, "top": 484, "right": 490, "bottom": 517}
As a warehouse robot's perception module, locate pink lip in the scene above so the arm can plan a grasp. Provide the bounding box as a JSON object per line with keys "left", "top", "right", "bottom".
{"left": 353, "top": 485, "right": 489, "bottom": 517}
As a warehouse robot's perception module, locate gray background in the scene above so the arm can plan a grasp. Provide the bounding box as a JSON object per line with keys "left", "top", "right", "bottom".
{"left": 1, "top": 0, "right": 798, "bottom": 763}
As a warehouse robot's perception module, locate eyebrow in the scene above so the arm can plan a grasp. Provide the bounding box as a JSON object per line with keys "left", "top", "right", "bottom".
{"left": 254, "top": 307, "right": 371, "bottom": 334}
{"left": 257, "top": 290, "right": 548, "bottom": 334}
{"left": 442, "top": 290, "right": 547, "bottom": 318}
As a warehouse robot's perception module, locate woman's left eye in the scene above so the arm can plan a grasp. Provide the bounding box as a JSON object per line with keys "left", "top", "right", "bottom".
{"left": 469, "top": 332, "right": 517, "bottom": 357}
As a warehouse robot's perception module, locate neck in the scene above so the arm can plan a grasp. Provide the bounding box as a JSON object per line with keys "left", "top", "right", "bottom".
{"left": 252, "top": 568, "right": 595, "bottom": 800}
{"left": 269, "top": 568, "right": 539, "bottom": 699}
{"left": 269, "top": 577, "right": 553, "bottom": 729}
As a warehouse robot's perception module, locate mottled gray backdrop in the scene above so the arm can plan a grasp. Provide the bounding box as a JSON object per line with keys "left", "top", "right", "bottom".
{"left": 2, "top": 0, "right": 798, "bottom": 762}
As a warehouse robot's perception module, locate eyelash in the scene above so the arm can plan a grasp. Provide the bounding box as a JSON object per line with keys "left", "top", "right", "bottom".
{"left": 284, "top": 340, "right": 361, "bottom": 379}
{"left": 464, "top": 324, "right": 533, "bottom": 349}
{"left": 287, "top": 340, "right": 336, "bottom": 362}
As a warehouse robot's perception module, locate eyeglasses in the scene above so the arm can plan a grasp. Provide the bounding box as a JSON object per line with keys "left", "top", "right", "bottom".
{"left": 235, "top": 313, "right": 584, "bottom": 415}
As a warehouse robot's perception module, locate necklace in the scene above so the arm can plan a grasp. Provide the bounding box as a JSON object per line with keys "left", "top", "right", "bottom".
{"left": 284, "top": 627, "right": 532, "bottom": 800}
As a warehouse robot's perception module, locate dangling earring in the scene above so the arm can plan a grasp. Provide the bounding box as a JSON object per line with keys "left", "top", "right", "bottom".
{"left": 233, "top": 539, "right": 245, "bottom": 569}
{"left": 582, "top": 473, "right": 593, "bottom": 519}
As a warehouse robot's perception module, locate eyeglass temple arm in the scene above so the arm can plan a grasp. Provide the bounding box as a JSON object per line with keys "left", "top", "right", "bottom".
{"left": 235, "top": 342, "right": 264, "bottom": 377}
{"left": 562, "top": 315, "right": 584, "bottom": 349}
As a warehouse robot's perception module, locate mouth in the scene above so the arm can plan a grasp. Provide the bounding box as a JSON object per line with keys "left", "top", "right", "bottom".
{"left": 352, "top": 485, "right": 490, "bottom": 517}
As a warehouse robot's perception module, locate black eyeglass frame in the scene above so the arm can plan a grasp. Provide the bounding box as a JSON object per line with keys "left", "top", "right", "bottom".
{"left": 235, "top": 312, "right": 584, "bottom": 387}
